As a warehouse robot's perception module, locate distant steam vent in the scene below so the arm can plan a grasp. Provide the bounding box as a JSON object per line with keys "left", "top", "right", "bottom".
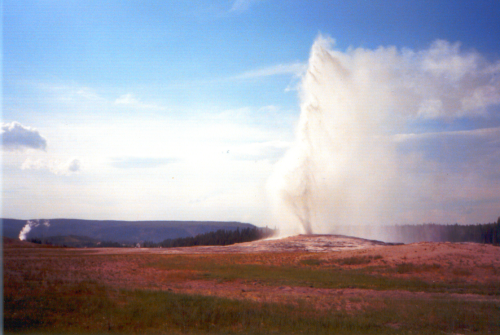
{"left": 19, "top": 220, "right": 50, "bottom": 241}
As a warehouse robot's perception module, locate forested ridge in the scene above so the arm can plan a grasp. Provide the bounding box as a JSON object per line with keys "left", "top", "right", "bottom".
{"left": 142, "top": 226, "right": 276, "bottom": 248}
{"left": 27, "top": 226, "right": 276, "bottom": 248}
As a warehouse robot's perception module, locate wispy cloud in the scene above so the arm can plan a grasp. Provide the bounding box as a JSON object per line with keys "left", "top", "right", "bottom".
{"left": 1, "top": 122, "right": 47, "bottom": 151}
{"left": 394, "top": 126, "right": 500, "bottom": 142}
{"left": 114, "top": 93, "right": 164, "bottom": 111}
{"left": 153, "top": 62, "right": 307, "bottom": 91}
{"left": 235, "top": 62, "right": 307, "bottom": 79}
{"left": 34, "top": 83, "right": 105, "bottom": 103}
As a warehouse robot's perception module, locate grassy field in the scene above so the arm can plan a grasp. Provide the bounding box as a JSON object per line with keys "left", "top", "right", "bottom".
{"left": 4, "top": 238, "right": 500, "bottom": 334}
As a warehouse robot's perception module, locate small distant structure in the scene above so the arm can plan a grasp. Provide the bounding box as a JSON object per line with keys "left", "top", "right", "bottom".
{"left": 135, "top": 243, "right": 141, "bottom": 248}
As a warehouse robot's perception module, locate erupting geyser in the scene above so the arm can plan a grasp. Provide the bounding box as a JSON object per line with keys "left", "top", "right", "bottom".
{"left": 269, "top": 35, "right": 500, "bottom": 236}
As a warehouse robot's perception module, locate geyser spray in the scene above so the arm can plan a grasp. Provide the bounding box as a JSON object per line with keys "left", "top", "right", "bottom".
{"left": 269, "top": 35, "right": 500, "bottom": 237}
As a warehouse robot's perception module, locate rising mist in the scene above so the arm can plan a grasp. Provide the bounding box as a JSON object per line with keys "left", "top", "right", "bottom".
{"left": 269, "top": 36, "right": 500, "bottom": 237}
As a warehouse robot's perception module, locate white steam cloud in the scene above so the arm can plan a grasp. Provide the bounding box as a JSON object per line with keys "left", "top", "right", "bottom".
{"left": 269, "top": 36, "right": 500, "bottom": 236}
{"left": 19, "top": 220, "right": 50, "bottom": 241}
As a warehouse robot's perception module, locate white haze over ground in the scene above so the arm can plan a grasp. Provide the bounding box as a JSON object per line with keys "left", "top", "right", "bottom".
{"left": 269, "top": 36, "right": 500, "bottom": 238}
{"left": 18, "top": 220, "right": 50, "bottom": 241}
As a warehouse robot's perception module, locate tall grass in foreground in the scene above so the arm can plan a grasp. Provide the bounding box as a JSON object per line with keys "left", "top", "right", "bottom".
{"left": 4, "top": 281, "right": 500, "bottom": 335}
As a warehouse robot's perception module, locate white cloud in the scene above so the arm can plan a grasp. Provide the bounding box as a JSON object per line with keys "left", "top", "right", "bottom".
{"left": 407, "top": 40, "right": 500, "bottom": 117}
{"left": 1, "top": 122, "right": 47, "bottom": 151}
{"left": 21, "top": 157, "right": 82, "bottom": 175}
{"left": 420, "top": 40, "right": 479, "bottom": 82}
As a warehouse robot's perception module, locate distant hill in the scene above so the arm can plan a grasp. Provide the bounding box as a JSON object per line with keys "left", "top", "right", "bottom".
{"left": 1, "top": 218, "right": 256, "bottom": 243}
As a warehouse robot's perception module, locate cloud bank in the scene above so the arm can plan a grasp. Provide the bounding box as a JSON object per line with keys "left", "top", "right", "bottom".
{"left": 269, "top": 36, "right": 500, "bottom": 236}
{"left": 1, "top": 122, "right": 47, "bottom": 151}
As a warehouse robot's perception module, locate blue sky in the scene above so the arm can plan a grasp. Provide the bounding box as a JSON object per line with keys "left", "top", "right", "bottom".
{"left": 3, "top": 1, "right": 500, "bottom": 231}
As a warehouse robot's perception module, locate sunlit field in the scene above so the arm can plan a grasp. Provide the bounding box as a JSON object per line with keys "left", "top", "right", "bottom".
{"left": 4, "top": 237, "right": 500, "bottom": 334}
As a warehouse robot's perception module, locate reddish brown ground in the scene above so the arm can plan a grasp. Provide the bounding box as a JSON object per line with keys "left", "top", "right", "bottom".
{"left": 4, "top": 235, "right": 500, "bottom": 311}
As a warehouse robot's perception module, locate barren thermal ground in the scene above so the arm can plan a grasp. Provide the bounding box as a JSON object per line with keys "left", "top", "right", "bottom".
{"left": 4, "top": 235, "right": 500, "bottom": 334}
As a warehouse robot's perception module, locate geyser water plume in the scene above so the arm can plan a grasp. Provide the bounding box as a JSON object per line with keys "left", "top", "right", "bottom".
{"left": 19, "top": 220, "right": 50, "bottom": 241}
{"left": 269, "top": 36, "right": 500, "bottom": 237}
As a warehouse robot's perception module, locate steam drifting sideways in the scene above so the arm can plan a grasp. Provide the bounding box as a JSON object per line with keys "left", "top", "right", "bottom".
{"left": 269, "top": 36, "right": 500, "bottom": 236}
{"left": 19, "top": 220, "right": 50, "bottom": 241}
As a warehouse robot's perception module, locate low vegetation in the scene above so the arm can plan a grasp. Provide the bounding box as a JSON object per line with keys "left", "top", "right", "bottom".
{"left": 143, "top": 254, "right": 500, "bottom": 295}
{"left": 4, "top": 238, "right": 500, "bottom": 334}
{"left": 5, "top": 280, "right": 499, "bottom": 335}
{"left": 395, "top": 262, "right": 441, "bottom": 274}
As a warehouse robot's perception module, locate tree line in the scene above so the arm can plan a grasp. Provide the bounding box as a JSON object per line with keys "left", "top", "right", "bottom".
{"left": 142, "top": 227, "right": 276, "bottom": 248}
{"left": 390, "top": 217, "right": 500, "bottom": 244}
{"left": 27, "top": 236, "right": 127, "bottom": 248}
{"left": 26, "top": 227, "right": 276, "bottom": 248}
